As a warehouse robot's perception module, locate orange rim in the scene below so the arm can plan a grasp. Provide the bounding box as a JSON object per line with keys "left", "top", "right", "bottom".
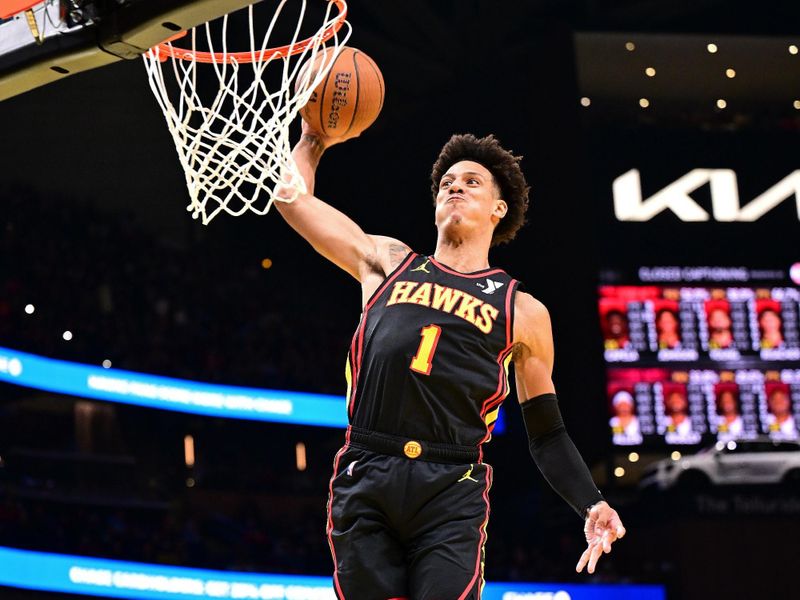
{"left": 152, "top": 0, "right": 348, "bottom": 64}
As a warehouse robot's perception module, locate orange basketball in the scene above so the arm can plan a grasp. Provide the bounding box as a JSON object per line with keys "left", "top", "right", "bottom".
{"left": 298, "top": 46, "right": 385, "bottom": 139}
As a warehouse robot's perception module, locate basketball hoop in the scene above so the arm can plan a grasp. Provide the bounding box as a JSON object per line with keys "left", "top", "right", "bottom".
{"left": 142, "top": 0, "right": 350, "bottom": 224}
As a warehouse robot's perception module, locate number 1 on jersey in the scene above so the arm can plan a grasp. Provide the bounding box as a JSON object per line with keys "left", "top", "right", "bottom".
{"left": 410, "top": 324, "right": 442, "bottom": 375}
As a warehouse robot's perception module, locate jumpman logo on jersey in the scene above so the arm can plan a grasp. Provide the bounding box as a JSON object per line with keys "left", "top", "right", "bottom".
{"left": 411, "top": 259, "right": 431, "bottom": 274}
{"left": 476, "top": 278, "right": 504, "bottom": 295}
{"left": 457, "top": 464, "right": 479, "bottom": 483}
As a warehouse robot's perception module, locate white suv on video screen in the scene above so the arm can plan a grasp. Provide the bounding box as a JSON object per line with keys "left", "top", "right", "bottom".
{"left": 639, "top": 438, "right": 800, "bottom": 490}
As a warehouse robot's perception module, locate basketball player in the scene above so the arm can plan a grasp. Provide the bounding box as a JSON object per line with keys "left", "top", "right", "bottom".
{"left": 275, "top": 122, "right": 625, "bottom": 599}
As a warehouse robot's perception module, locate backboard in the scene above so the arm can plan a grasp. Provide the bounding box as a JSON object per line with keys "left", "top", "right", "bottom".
{"left": 0, "top": 0, "right": 255, "bottom": 101}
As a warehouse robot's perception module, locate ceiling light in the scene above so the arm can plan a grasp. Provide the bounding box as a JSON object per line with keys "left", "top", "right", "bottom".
{"left": 639, "top": 98, "right": 650, "bottom": 108}
{"left": 580, "top": 97, "right": 591, "bottom": 107}
{"left": 707, "top": 43, "right": 718, "bottom": 54}
{"left": 725, "top": 68, "right": 736, "bottom": 78}
{"left": 645, "top": 67, "right": 656, "bottom": 77}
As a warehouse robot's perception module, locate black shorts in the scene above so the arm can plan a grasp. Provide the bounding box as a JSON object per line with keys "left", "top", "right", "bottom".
{"left": 326, "top": 441, "right": 493, "bottom": 600}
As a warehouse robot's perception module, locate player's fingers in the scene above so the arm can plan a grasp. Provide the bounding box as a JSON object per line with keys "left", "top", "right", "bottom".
{"left": 593, "top": 518, "right": 608, "bottom": 539}
{"left": 576, "top": 546, "right": 592, "bottom": 573}
{"left": 613, "top": 519, "right": 627, "bottom": 539}
{"left": 605, "top": 514, "right": 626, "bottom": 540}
{"left": 587, "top": 540, "right": 604, "bottom": 574}
{"left": 602, "top": 529, "right": 618, "bottom": 553}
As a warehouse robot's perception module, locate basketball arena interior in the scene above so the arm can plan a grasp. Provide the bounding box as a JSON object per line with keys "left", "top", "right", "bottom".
{"left": 1, "top": 1, "right": 799, "bottom": 599}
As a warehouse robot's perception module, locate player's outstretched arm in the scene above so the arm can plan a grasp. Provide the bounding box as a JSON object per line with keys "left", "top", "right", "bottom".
{"left": 512, "top": 293, "right": 625, "bottom": 574}
{"left": 273, "top": 122, "right": 409, "bottom": 283}
{"left": 273, "top": 127, "right": 375, "bottom": 281}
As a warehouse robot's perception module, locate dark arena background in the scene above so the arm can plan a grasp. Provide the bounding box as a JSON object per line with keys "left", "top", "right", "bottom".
{"left": 1, "top": 1, "right": 800, "bottom": 599}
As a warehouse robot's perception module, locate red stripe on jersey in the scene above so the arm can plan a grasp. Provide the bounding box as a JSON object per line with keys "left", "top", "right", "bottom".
{"left": 485, "top": 347, "right": 514, "bottom": 410}
{"left": 429, "top": 255, "right": 506, "bottom": 279}
{"left": 348, "top": 252, "right": 418, "bottom": 417}
{"left": 458, "top": 463, "right": 493, "bottom": 600}
{"left": 476, "top": 345, "right": 514, "bottom": 462}
{"left": 504, "top": 279, "right": 517, "bottom": 347}
{"left": 346, "top": 343, "right": 358, "bottom": 418}
{"left": 476, "top": 281, "right": 518, "bottom": 457}
{"left": 326, "top": 426, "right": 352, "bottom": 599}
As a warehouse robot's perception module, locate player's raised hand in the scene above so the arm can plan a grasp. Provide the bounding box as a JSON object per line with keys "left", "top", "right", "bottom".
{"left": 575, "top": 501, "right": 626, "bottom": 574}
{"left": 299, "top": 116, "right": 351, "bottom": 149}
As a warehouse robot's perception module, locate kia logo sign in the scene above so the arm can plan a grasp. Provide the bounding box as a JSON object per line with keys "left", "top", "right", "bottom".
{"left": 613, "top": 169, "right": 800, "bottom": 222}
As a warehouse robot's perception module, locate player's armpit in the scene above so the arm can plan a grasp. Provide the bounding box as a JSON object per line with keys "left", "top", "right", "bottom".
{"left": 512, "top": 293, "right": 556, "bottom": 401}
{"left": 353, "top": 236, "right": 412, "bottom": 304}
{"left": 370, "top": 236, "right": 412, "bottom": 272}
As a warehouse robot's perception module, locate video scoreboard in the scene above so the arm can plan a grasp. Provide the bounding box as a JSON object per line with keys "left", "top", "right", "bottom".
{"left": 600, "top": 266, "right": 800, "bottom": 447}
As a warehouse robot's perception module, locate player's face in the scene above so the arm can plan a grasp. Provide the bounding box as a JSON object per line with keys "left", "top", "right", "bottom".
{"left": 435, "top": 161, "right": 506, "bottom": 237}
{"left": 657, "top": 311, "right": 678, "bottom": 334}
{"left": 607, "top": 313, "right": 628, "bottom": 337}
{"left": 615, "top": 400, "right": 634, "bottom": 417}
{"left": 759, "top": 310, "right": 782, "bottom": 334}
{"left": 666, "top": 391, "right": 688, "bottom": 414}
{"left": 719, "top": 391, "right": 737, "bottom": 415}
{"left": 768, "top": 390, "right": 790, "bottom": 416}
{"left": 708, "top": 309, "right": 731, "bottom": 330}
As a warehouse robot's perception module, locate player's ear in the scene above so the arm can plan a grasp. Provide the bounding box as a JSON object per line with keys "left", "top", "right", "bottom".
{"left": 493, "top": 199, "right": 508, "bottom": 219}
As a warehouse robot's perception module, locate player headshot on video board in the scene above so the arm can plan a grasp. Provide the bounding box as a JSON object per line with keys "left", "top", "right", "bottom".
{"left": 661, "top": 383, "right": 698, "bottom": 444}
{"left": 705, "top": 300, "right": 733, "bottom": 350}
{"left": 608, "top": 389, "right": 642, "bottom": 445}
{"left": 602, "top": 307, "right": 630, "bottom": 350}
{"left": 655, "top": 305, "right": 681, "bottom": 350}
{"left": 764, "top": 383, "right": 797, "bottom": 439}
{"left": 714, "top": 384, "right": 743, "bottom": 439}
{"left": 757, "top": 301, "right": 784, "bottom": 349}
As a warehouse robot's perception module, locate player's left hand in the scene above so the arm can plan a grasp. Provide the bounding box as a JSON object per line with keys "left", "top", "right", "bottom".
{"left": 575, "top": 501, "right": 626, "bottom": 574}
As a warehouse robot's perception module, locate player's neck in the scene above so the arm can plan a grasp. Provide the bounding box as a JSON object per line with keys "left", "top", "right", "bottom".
{"left": 433, "top": 239, "right": 490, "bottom": 273}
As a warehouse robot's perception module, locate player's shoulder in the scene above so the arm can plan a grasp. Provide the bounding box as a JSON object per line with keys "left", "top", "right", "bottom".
{"left": 368, "top": 235, "right": 413, "bottom": 272}
{"left": 514, "top": 291, "right": 551, "bottom": 325}
{"left": 512, "top": 291, "right": 554, "bottom": 358}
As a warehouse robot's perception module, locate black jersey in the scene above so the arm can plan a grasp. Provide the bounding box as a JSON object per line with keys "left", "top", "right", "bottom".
{"left": 345, "top": 252, "right": 520, "bottom": 450}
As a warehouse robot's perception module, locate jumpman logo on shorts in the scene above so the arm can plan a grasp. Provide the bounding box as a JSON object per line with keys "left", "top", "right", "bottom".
{"left": 411, "top": 259, "right": 431, "bottom": 274}
{"left": 457, "top": 464, "right": 479, "bottom": 483}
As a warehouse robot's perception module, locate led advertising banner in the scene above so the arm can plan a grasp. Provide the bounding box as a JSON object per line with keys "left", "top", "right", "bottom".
{"left": 0, "top": 346, "right": 346, "bottom": 427}
{"left": 0, "top": 547, "right": 665, "bottom": 600}
{"left": 0, "top": 346, "right": 508, "bottom": 433}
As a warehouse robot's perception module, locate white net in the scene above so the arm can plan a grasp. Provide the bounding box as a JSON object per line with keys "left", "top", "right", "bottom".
{"left": 142, "top": 1, "right": 351, "bottom": 224}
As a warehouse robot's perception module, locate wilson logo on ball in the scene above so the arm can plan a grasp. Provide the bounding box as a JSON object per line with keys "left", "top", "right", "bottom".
{"left": 299, "top": 46, "right": 385, "bottom": 140}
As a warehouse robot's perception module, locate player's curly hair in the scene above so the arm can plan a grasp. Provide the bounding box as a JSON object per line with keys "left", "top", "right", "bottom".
{"left": 430, "top": 133, "right": 530, "bottom": 246}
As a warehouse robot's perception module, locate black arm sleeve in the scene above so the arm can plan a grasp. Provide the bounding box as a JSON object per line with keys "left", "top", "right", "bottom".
{"left": 520, "top": 393, "right": 604, "bottom": 518}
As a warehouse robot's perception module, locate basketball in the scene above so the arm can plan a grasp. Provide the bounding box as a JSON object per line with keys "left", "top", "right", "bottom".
{"left": 298, "top": 46, "right": 385, "bottom": 140}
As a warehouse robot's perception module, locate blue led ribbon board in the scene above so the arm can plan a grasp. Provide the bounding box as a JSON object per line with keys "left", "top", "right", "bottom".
{"left": 0, "top": 546, "right": 665, "bottom": 600}
{"left": 0, "top": 346, "right": 506, "bottom": 431}
{"left": 0, "top": 346, "right": 346, "bottom": 427}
